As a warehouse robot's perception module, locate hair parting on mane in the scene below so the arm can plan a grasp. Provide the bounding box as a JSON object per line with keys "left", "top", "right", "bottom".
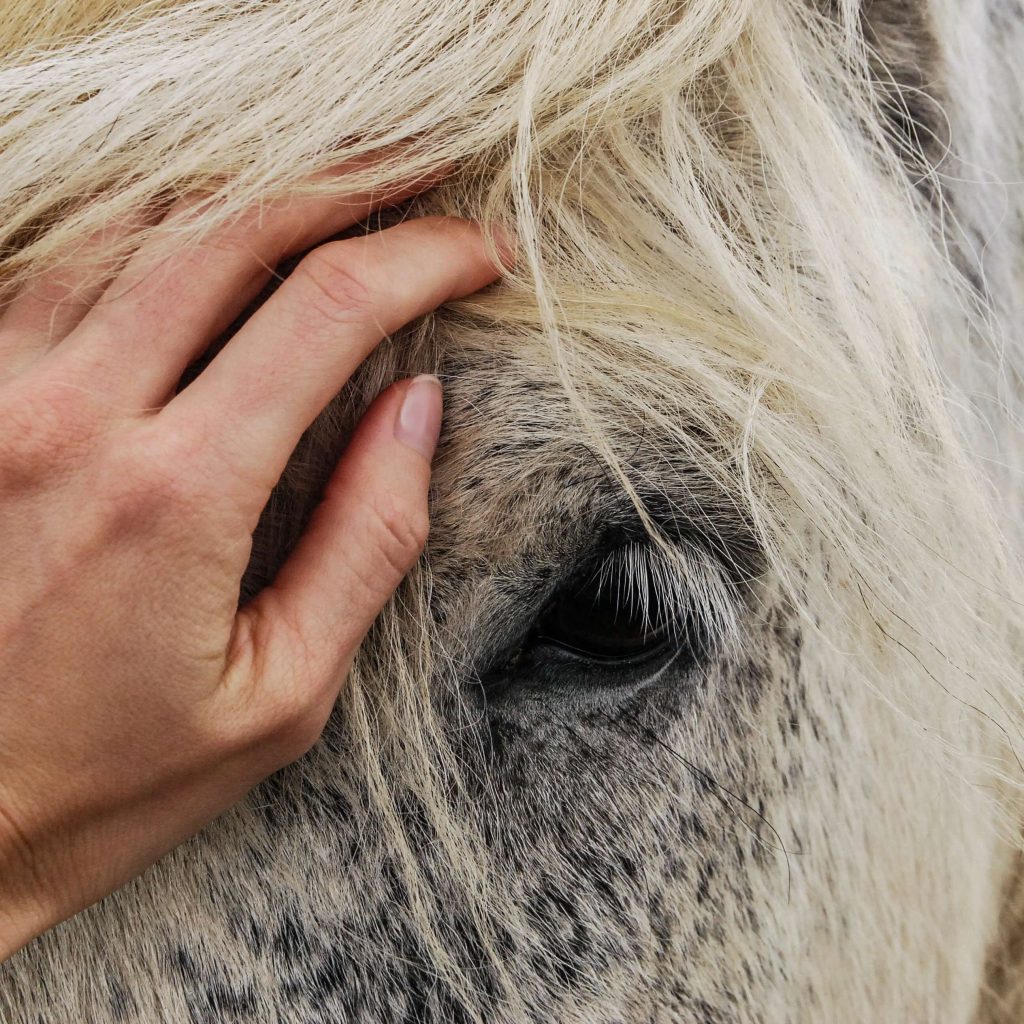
{"left": 0, "top": 0, "right": 1021, "bottom": 1016}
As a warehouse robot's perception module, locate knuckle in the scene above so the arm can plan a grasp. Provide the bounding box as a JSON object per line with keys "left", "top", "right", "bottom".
{"left": 293, "top": 243, "right": 384, "bottom": 326}
{"left": 367, "top": 495, "right": 429, "bottom": 583}
{"left": 0, "top": 381, "right": 100, "bottom": 485}
{"left": 99, "top": 424, "right": 209, "bottom": 518}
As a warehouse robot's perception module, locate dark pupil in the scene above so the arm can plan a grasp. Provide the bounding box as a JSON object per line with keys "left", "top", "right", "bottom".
{"left": 537, "top": 573, "right": 670, "bottom": 661}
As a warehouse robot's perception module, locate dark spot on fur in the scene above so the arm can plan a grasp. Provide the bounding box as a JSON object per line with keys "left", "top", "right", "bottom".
{"left": 106, "top": 973, "right": 136, "bottom": 1023}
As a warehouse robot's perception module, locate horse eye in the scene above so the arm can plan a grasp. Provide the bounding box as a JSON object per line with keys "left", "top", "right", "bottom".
{"left": 533, "top": 561, "right": 673, "bottom": 663}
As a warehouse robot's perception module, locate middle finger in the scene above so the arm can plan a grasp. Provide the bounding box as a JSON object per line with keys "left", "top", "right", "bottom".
{"left": 160, "top": 215, "right": 503, "bottom": 504}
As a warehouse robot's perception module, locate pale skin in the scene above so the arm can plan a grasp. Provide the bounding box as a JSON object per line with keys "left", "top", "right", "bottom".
{"left": 0, "top": 165, "right": 507, "bottom": 961}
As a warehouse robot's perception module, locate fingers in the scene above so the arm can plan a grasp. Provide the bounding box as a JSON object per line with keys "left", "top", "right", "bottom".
{"left": 0, "top": 211, "right": 154, "bottom": 377}
{"left": 163, "top": 216, "right": 502, "bottom": 501}
{"left": 60, "top": 162, "right": 449, "bottom": 404}
{"left": 230, "top": 375, "right": 441, "bottom": 751}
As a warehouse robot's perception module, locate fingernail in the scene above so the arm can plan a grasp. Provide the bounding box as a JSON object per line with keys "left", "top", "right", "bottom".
{"left": 395, "top": 374, "right": 443, "bottom": 460}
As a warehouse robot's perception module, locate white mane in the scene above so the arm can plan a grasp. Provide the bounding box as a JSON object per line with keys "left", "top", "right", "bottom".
{"left": 0, "top": 0, "right": 1021, "bottom": 1017}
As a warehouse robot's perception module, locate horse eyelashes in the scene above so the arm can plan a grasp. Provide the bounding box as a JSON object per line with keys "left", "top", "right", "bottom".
{"left": 526, "top": 540, "right": 732, "bottom": 669}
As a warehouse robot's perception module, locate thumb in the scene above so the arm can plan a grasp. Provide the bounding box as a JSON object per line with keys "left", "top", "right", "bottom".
{"left": 244, "top": 373, "right": 441, "bottom": 694}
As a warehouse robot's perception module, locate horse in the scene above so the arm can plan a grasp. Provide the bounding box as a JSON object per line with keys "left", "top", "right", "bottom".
{"left": 0, "top": 0, "right": 1021, "bottom": 1020}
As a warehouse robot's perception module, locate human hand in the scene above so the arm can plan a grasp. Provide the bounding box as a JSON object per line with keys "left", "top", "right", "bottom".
{"left": 0, "top": 168, "right": 504, "bottom": 960}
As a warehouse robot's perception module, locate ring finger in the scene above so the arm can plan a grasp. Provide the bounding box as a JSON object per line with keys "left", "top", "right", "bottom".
{"left": 0, "top": 209, "right": 157, "bottom": 377}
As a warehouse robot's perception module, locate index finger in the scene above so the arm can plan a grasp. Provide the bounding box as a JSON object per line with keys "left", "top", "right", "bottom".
{"left": 160, "top": 215, "right": 504, "bottom": 501}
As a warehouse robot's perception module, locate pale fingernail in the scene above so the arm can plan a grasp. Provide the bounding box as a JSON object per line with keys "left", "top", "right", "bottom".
{"left": 395, "top": 374, "right": 443, "bottom": 460}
